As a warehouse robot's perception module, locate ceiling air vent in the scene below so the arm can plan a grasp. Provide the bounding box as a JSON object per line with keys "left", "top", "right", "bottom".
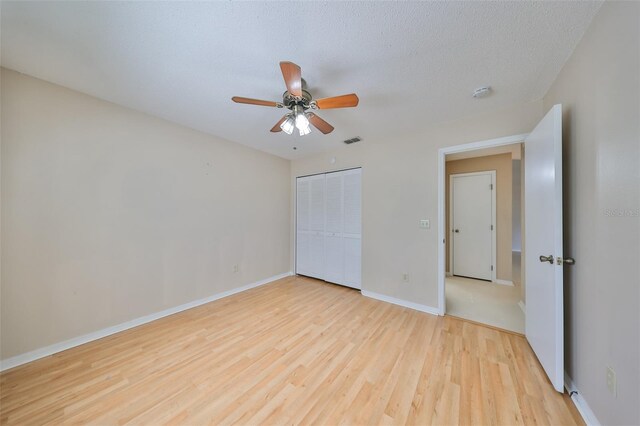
{"left": 343, "top": 136, "right": 362, "bottom": 145}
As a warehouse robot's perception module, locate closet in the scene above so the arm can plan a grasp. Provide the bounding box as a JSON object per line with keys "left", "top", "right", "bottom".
{"left": 296, "top": 168, "right": 362, "bottom": 289}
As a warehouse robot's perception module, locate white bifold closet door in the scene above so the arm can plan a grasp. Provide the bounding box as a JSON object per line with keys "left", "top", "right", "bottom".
{"left": 296, "top": 168, "right": 361, "bottom": 289}
{"left": 296, "top": 174, "right": 325, "bottom": 280}
{"left": 341, "top": 169, "right": 362, "bottom": 288}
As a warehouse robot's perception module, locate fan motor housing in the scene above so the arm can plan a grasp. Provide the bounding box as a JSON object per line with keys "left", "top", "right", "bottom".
{"left": 283, "top": 89, "right": 312, "bottom": 109}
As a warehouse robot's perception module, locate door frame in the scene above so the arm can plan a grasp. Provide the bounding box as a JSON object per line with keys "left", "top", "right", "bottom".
{"left": 449, "top": 170, "right": 497, "bottom": 282}
{"left": 437, "top": 134, "right": 528, "bottom": 315}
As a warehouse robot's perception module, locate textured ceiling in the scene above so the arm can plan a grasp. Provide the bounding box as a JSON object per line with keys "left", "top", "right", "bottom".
{"left": 1, "top": 1, "right": 601, "bottom": 159}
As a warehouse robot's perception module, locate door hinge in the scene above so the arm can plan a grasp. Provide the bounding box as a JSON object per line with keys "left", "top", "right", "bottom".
{"left": 490, "top": 224, "right": 494, "bottom": 230}
{"left": 490, "top": 183, "right": 493, "bottom": 190}
{"left": 490, "top": 265, "right": 494, "bottom": 271}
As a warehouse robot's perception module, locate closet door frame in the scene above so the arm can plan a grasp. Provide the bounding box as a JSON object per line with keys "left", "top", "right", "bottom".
{"left": 294, "top": 167, "right": 362, "bottom": 288}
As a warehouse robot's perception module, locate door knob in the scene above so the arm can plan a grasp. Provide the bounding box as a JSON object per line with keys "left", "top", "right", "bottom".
{"left": 539, "top": 255, "right": 554, "bottom": 264}
{"left": 454, "top": 229, "right": 460, "bottom": 233}
{"left": 557, "top": 256, "right": 575, "bottom": 265}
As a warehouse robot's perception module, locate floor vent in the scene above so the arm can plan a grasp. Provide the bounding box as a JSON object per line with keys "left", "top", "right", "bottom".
{"left": 343, "top": 136, "right": 362, "bottom": 145}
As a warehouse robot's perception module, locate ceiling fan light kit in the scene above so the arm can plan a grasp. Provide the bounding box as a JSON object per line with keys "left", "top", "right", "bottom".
{"left": 296, "top": 117, "right": 311, "bottom": 136}
{"left": 280, "top": 114, "right": 296, "bottom": 135}
{"left": 232, "top": 61, "right": 359, "bottom": 136}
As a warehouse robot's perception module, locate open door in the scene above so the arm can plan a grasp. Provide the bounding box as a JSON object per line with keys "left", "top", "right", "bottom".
{"left": 524, "top": 104, "right": 564, "bottom": 392}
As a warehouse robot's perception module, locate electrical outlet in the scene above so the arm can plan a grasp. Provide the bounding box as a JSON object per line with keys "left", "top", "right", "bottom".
{"left": 233, "top": 264, "right": 239, "bottom": 273}
{"left": 402, "top": 273, "right": 410, "bottom": 282}
{"left": 606, "top": 366, "right": 617, "bottom": 397}
{"left": 419, "top": 219, "right": 430, "bottom": 229}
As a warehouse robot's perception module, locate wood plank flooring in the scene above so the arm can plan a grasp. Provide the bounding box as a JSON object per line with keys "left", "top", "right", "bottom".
{"left": 0, "top": 276, "right": 583, "bottom": 425}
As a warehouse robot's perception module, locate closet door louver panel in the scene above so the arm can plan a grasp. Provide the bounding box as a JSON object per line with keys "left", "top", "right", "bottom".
{"left": 324, "top": 172, "right": 344, "bottom": 284}
{"left": 304, "top": 174, "right": 326, "bottom": 279}
{"left": 343, "top": 170, "right": 362, "bottom": 235}
{"left": 344, "top": 236, "right": 361, "bottom": 287}
{"left": 296, "top": 232, "right": 310, "bottom": 276}
{"left": 309, "top": 176, "right": 325, "bottom": 233}
{"left": 296, "top": 178, "right": 311, "bottom": 276}
{"left": 296, "top": 179, "right": 310, "bottom": 232}
{"left": 342, "top": 169, "right": 362, "bottom": 288}
{"left": 296, "top": 175, "right": 325, "bottom": 279}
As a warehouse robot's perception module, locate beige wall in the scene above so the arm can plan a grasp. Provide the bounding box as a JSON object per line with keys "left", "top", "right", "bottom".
{"left": 291, "top": 100, "right": 542, "bottom": 308}
{"left": 0, "top": 69, "right": 291, "bottom": 360}
{"left": 445, "top": 153, "right": 513, "bottom": 281}
{"left": 543, "top": 2, "right": 639, "bottom": 425}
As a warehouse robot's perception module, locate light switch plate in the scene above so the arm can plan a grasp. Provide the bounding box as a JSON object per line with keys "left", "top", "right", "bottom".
{"left": 419, "top": 219, "right": 430, "bottom": 229}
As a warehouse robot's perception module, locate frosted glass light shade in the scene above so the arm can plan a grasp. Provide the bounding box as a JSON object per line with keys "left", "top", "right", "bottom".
{"left": 280, "top": 115, "right": 295, "bottom": 134}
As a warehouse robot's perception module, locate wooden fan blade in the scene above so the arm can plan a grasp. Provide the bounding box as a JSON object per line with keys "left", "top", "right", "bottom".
{"left": 307, "top": 113, "right": 334, "bottom": 134}
{"left": 315, "top": 93, "right": 359, "bottom": 109}
{"left": 232, "top": 97, "right": 279, "bottom": 107}
{"left": 279, "top": 61, "right": 302, "bottom": 97}
{"left": 270, "top": 115, "right": 288, "bottom": 132}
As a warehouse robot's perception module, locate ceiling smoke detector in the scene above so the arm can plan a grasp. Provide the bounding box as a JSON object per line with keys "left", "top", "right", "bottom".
{"left": 472, "top": 86, "right": 492, "bottom": 98}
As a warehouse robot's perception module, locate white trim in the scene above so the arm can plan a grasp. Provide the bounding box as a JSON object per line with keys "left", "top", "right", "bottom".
{"left": 449, "top": 170, "right": 497, "bottom": 282}
{"left": 512, "top": 249, "right": 522, "bottom": 253}
{"left": 438, "top": 133, "right": 528, "bottom": 316}
{"left": 518, "top": 300, "right": 526, "bottom": 314}
{"left": 565, "top": 372, "right": 601, "bottom": 426}
{"left": 0, "top": 272, "right": 293, "bottom": 372}
{"left": 493, "top": 279, "right": 514, "bottom": 286}
{"left": 361, "top": 290, "right": 440, "bottom": 316}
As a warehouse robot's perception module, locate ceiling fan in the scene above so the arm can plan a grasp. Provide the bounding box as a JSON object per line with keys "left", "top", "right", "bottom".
{"left": 232, "top": 61, "right": 359, "bottom": 136}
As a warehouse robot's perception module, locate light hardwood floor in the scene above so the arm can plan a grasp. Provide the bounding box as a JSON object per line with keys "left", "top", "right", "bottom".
{"left": 0, "top": 276, "right": 582, "bottom": 425}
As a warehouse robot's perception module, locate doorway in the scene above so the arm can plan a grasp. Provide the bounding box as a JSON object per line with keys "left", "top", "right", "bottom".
{"left": 437, "top": 106, "right": 566, "bottom": 393}
{"left": 440, "top": 139, "right": 525, "bottom": 333}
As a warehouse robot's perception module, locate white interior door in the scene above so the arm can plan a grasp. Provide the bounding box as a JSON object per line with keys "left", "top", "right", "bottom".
{"left": 451, "top": 172, "right": 495, "bottom": 281}
{"left": 524, "top": 104, "right": 564, "bottom": 392}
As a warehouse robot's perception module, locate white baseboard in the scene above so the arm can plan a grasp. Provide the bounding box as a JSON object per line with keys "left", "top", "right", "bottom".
{"left": 493, "top": 279, "right": 514, "bottom": 286}
{"left": 565, "top": 372, "right": 601, "bottom": 426}
{"left": 0, "top": 272, "right": 293, "bottom": 372}
{"left": 361, "top": 290, "right": 440, "bottom": 316}
{"left": 518, "top": 300, "right": 526, "bottom": 314}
